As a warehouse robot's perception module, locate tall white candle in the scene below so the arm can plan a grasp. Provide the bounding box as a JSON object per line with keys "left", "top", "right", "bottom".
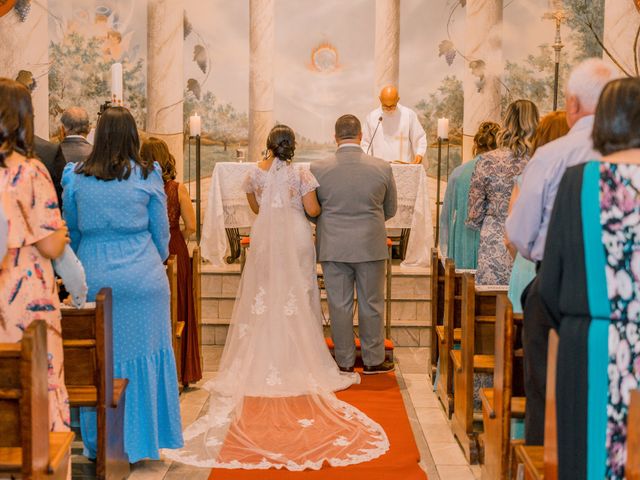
{"left": 189, "top": 113, "right": 202, "bottom": 137}
{"left": 437, "top": 118, "right": 449, "bottom": 139}
{"left": 111, "top": 62, "right": 123, "bottom": 106}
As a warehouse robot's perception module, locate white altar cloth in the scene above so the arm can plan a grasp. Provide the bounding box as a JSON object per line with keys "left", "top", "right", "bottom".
{"left": 200, "top": 162, "right": 434, "bottom": 268}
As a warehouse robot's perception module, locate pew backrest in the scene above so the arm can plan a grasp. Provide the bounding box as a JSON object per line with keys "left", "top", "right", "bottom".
{"left": 544, "top": 329, "right": 559, "bottom": 480}
{"left": 61, "top": 288, "right": 114, "bottom": 407}
{"left": 167, "top": 255, "right": 178, "bottom": 349}
{"left": 0, "top": 320, "right": 49, "bottom": 477}
{"left": 628, "top": 390, "right": 640, "bottom": 480}
{"left": 192, "top": 246, "right": 203, "bottom": 372}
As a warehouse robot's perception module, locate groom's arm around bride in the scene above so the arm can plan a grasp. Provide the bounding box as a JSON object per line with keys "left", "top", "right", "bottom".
{"left": 311, "top": 114, "right": 397, "bottom": 374}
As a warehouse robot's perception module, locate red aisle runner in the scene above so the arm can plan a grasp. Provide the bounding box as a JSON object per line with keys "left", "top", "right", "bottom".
{"left": 209, "top": 371, "right": 427, "bottom": 480}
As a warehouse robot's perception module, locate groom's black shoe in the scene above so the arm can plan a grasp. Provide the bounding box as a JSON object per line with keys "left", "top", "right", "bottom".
{"left": 339, "top": 365, "right": 355, "bottom": 373}
{"left": 363, "top": 360, "right": 395, "bottom": 375}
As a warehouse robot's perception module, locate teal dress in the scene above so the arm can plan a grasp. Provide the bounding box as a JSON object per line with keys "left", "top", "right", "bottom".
{"left": 439, "top": 158, "right": 480, "bottom": 269}
{"left": 62, "top": 162, "right": 183, "bottom": 462}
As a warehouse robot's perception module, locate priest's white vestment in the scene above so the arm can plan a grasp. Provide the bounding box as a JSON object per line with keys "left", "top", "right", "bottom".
{"left": 361, "top": 104, "right": 427, "bottom": 163}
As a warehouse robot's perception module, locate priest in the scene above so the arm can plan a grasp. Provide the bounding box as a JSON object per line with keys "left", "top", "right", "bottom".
{"left": 361, "top": 85, "right": 427, "bottom": 164}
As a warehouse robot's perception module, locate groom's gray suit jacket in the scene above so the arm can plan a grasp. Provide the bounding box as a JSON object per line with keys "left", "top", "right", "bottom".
{"left": 310, "top": 146, "right": 397, "bottom": 262}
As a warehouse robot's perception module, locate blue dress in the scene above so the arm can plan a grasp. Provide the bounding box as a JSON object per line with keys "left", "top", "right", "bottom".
{"left": 62, "top": 162, "right": 183, "bottom": 462}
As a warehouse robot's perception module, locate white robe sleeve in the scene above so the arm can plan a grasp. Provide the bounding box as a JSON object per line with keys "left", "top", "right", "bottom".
{"left": 409, "top": 111, "right": 428, "bottom": 157}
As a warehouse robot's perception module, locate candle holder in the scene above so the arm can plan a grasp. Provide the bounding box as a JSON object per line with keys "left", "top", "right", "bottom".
{"left": 187, "top": 134, "right": 202, "bottom": 244}
{"left": 434, "top": 136, "right": 450, "bottom": 247}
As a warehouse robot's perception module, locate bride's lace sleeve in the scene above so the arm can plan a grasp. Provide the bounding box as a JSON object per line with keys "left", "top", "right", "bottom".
{"left": 242, "top": 168, "right": 255, "bottom": 194}
{"left": 297, "top": 167, "right": 320, "bottom": 197}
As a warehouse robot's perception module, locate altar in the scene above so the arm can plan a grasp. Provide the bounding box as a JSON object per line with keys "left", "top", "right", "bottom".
{"left": 200, "top": 162, "right": 434, "bottom": 269}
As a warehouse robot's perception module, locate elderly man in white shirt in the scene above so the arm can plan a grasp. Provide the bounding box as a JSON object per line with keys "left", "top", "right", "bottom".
{"left": 361, "top": 85, "right": 427, "bottom": 164}
{"left": 505, "top": 58, "right": 619, "bottom": 446}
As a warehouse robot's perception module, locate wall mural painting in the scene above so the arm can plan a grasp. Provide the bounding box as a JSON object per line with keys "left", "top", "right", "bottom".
{"left": 47, "top": 0, "right": 146, "bottom": 138}
{"left": 183, "top": 1, "right": 249, "bottom": 181}
{"left": 182, "top": 0, "right": 608, "bottom": 183}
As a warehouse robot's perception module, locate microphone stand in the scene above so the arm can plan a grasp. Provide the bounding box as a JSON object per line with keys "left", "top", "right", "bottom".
{"left": 366, "top": 116, "right": 383, "bottom": 155}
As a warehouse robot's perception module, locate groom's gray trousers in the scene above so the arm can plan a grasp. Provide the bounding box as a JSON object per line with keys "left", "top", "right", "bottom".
{"left": 321, "top": 260, "right": 386, "bottom": 368}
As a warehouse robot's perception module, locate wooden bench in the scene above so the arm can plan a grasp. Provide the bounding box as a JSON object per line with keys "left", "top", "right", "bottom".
{"left": 512, "top": 329, "right": 559, "bottom": 480}
{"left": 429, "top": 248, "right": 445, "bottom": 382}
{"left": 451, "top": 273, "right": 507, "bottom": 463}
{"left": 435, "top": 259, "right": 467, "bottom": 417}
{"left": 61, "top": 288, "right": 130, "bottom": 480}
{"left": 166, "top": 255, "right": 185, "bottom": 389}
{"left": 0, "top": 320, "right": 75, "bottom": 480}
{"left": 192, "top": 246, "right": 203, "bottom": 373}
{"left": 628, "top": 390, "right": 640, "bottom": 480}
{"left": 480, "top": 295, "right": 526, "bottom": 479}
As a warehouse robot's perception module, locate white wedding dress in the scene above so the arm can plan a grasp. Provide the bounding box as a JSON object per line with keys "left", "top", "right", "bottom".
{"left": 164, "top": 159, "right": 389, "bottom": 470}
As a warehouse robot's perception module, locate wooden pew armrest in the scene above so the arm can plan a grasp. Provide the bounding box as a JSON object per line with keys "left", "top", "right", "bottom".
{"left": 113, "top": 378, "right": 128, "bottom": 408}
{"left": 0, "top": 448, "right": 21, "bottom": 473}
{"left": 450, "top": 350, "right": 462, "bottom": 373}
{"left": 473, "top": 354, "right": 495, "bottom": 372}
{"left": 512, "top": 396, "right": 527, "bottom": 418}
{"left": 176, "top": 321, "right": 185, "bottom": 339}
{"left": 480, "top": 388, "right": 495, "bottom": 419}
{"left": 48, "top": 431, "right": 75, "bottom": 473}
{"left": 513, "top": 444, "right": 544, "bottom": 480}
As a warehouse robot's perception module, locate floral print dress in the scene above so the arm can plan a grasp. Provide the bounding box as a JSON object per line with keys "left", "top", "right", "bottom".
{"left": 0, "top": 157, "right": 70, "bottom": 432}
{"left": 466, "top": 147, "right": 529, "bottom": 285}
{"left": 538, "top": 161, "right": 640, "bottom": 480}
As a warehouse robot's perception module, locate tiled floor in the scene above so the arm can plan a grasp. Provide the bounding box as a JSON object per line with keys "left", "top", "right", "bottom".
{"left": 74, "top": 346, "right": 481, "bottom": 480}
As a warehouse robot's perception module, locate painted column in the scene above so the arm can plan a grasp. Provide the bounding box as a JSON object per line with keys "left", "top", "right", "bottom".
{"left": 462, "top": 0, "right": 503, "bottom": 162}
{"left": 147, "top": 0, "right": 184, "bottom": 180}
{"left": 248, "top": 0, "right": 274, "bottom": 163}
{"left": 0, "top": 0, "right": 50, "bottom": 138}
{"left": 374, "top": 0, "right": 400, "bottom": 92}
{"left": 603, "top": 0, "right": 640, "bottom": 77}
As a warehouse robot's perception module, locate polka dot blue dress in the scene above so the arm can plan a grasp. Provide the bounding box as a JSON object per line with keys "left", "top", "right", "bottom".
{"left": 62, "top": 162, "right": 183, "bottom": 463}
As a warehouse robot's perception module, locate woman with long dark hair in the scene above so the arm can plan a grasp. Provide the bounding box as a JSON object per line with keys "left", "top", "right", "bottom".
{"left": 0, "top": 78, "right": 70, "bottom": 432}
{"left": 62, "top": 107, "right": 183, "bottom": 463}
{"left": 141, "top": 137, "right": 201, "bottom": 387}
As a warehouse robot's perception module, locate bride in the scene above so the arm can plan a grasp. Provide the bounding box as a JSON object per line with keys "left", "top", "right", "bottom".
{"left": 164, "top": 125, "right": 389, "bottom": 470}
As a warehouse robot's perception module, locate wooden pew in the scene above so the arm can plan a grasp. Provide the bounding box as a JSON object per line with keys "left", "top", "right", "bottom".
{"left": 450, "top": 273, "right": 507, "bottom": 463}
{"left": 166, "top": 255, "right": 185, "bottom": 388}
{"left": 192, "top": 246, "right": 203, "bottom": 373}
{"left": 435, "top": 259, "right": 466, "bottom": 418}
{"left": 0, "top": 320, "right": 74, "bottom": 480}
{"left": 480, "top": 295, "right": 526, "bottom": 479}
{"left": 628, "top": 390, "right": 640, "bottom": 480}
{"left": 429, "top": 248, "right": 445, "bottom": 382}
{"left": 61, "top": 288, "right": 130, "bottom": 480}
{"left": 512, "top": 329, "right": 559, "bottom": 480}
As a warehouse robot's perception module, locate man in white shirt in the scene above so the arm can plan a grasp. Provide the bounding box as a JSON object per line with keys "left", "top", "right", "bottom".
{"left": 505, "top": 58, "right": 618, "bottom": 446}
{"left": 361, "top": 85, "right": 427, "bottom": 164}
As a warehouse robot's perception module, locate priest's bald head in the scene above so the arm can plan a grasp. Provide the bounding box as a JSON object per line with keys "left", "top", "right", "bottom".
{"left": 334, "top": 114, "right": 362, "bottom": 146}
{"left": 379, "top": 85, "right": 399, "bottom": 113}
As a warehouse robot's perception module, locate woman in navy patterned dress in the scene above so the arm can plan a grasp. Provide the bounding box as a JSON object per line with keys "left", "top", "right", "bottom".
{"left": 466, "top": 100, "right": 539, "bottom": 285}
{"left": 539, "top": 78, "right": 640, "bottom": 479}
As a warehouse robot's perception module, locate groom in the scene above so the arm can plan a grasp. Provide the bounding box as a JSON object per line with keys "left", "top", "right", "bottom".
{"left": 311, "top": 114, "right": 398, "bottom": 374}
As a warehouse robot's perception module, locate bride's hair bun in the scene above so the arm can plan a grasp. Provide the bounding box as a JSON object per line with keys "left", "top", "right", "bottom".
{"left": 267, "top": 124, "right": 296, "bottom": 162}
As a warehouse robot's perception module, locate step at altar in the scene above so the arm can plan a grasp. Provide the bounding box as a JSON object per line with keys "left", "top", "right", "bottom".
{"left": 199, "top": 261, "right": 432, "bottom": 347}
